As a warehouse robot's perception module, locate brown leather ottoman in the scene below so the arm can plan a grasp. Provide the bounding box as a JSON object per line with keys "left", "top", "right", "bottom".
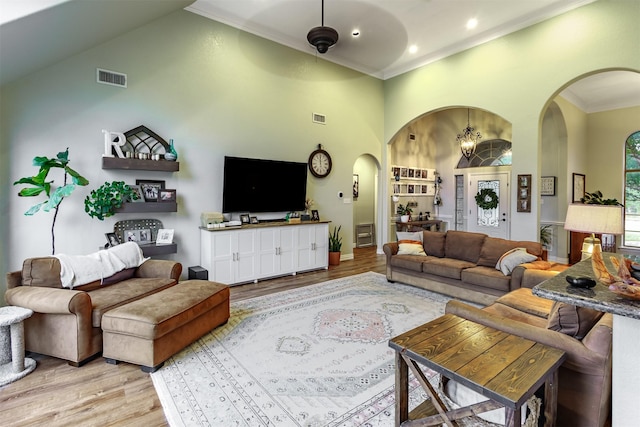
{"left": 101, "top": 279, "right": 229, "bottom": 372}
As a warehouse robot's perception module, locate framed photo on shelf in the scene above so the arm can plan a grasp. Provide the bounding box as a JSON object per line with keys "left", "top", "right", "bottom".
{"left": 158, "top": 189, "right": 176, "bottom": 202}
{"left": 250, "top": 216, "right": 259, "bottom": 224}
{"left": 136, "top": 179, "right": 165, "bottom": 202}
{"left": 128, "top": 185, "right": 145, "bottom": 203}
{"left": 156, "top": 229, "right": 174, "bottom": 245}
{"left": 105, "top": 232, "right": 120, "bottom": 247}
{"left": 124, "top": 228, "right": 152, "bottom": 243}
{"left": 311, "top": 209, "right": 320, "bottom": 221}
{"left": 240, "top": 214, "right": 250, "bottom": 224}
{"left": 573, "top": 173, "right": 585, "bottom": 202}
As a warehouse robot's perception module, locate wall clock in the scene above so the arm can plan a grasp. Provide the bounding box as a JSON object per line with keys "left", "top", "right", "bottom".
{"left": 308, "top": 144, "right": 332, "bottom": 178}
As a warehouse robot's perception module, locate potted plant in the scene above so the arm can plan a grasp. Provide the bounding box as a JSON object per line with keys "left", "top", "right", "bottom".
{"left": 540, "top": 224, "right": 553, "bottom": 250}
{"left": 13, "top": 148, "right": 89, "bottom": 254}
{"left": 397, "top": 204, "right": 412, "bottom": 223}
{"left": 328, "top": 225, "right": 342, "bottom": 265}
{"left": 84, "top": 181, "right": 141, "bottom": 220}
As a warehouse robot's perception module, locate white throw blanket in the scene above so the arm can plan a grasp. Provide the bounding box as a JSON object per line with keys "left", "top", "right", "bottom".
{"left": 55, "top": 242, "right": 147, "bottom": 289}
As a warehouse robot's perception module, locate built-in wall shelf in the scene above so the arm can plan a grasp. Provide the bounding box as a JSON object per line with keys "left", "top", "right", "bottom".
{"left": 102, "top": 157, "right": 179, "bottom": 172}
{"left": 116, "top": 202, "right": 177, "bottom": 213}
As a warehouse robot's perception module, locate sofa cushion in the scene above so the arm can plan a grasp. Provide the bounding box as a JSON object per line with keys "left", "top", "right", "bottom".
{"left": 89, "top": 277, "right": 177, "bottom": 327}
{"left": 496, "top": 248, "right": 538, "bottom": 275}
{"left": 423, "top": 258, "right": 476, "bottom": 280}
{"left": 390, "top": 255, "right": 431, "bottom": 272}
{"left": 423, "top": 231, "right": 446, "bottom": 257}
{"left": 495, "top": 288, "right": 554, "bottom": 318}
{"left": 444, "top": 231, "right": 486, "bottom": 263}
{"left": 461, "top": 266, "right": 511, "bottom": 292}
{"left": 21, "top": 257, "right": 63, "bottom": 288}
{"left": 477, "top": 237, "right": 542, "bottom": 268}
{"left": 547, "top": 301, "right": 604, "bottom": 340}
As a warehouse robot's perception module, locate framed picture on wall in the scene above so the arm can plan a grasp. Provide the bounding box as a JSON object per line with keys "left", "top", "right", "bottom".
{"left": 541, "top": 176, "right": 556, "bottom": 196}
{"left": 572, "top": 173, "right": 585, "bottom": 202}
{"left": 353, "top": 174, "right": 359, "bottom": 198}
{"left": 517, "top": 174, "right": 532, "bottom": 213}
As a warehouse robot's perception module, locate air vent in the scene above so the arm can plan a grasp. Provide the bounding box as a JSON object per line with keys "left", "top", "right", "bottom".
{"left": 97, "top": 68, "right": 127, "bottom": 88}
{"left": 312, "top": 113, "right": 326, "bottom": 125}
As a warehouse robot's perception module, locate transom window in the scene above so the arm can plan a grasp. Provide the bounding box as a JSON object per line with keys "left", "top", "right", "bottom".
{"left": 624, "top": 130, "right": 640, "bottom": 247}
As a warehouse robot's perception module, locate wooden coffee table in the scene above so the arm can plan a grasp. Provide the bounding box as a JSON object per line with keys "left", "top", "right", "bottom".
{"left": 389, "top": 314, "right": 566, "bottom": 427}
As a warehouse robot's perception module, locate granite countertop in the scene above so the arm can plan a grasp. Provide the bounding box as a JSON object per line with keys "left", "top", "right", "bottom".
{"left": 532, "top": 258, "right": 640, "bottom": 320}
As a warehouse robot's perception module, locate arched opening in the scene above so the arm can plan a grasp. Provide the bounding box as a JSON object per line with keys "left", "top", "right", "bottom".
{"left": 539, "top": 69, "right": 640, "bottom": 263}
{"left": 387, "top": 107, "right": 512, "bottom": 240}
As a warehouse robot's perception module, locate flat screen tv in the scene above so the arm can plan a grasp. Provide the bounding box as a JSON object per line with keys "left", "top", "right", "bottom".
{"left": 222, "top": 156, "right": 308, "bottom": 214}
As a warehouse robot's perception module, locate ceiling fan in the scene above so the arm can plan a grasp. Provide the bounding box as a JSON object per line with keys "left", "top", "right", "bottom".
{"left": 307, "top": 0, "right": 339, "bottom": 54}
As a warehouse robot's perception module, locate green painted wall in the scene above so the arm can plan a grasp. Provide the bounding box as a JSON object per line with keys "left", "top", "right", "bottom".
{"left": 383, "top": 0, "right": 640, "bottom": 241}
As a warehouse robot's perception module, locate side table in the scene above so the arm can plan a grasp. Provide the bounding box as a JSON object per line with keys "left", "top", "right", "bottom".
{"left": 389, "top": 314, "right": 566, "bottom": 427}
{"left": 0, "top": 306, "right": 36, "bottom": 386}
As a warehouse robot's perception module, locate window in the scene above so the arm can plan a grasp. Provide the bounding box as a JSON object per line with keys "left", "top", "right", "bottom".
{"left": 624, "top": 130, "right": 640, "bottom": 247}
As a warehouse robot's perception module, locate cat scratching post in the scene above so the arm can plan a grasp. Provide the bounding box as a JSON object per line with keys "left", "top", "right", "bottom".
{"left": 0, "top": 306, "right": 36, "bottom": 386}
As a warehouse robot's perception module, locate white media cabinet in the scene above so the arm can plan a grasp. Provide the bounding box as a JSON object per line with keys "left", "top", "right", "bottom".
{"left": 200, "top": 221, "right": 329, "bottom": 285}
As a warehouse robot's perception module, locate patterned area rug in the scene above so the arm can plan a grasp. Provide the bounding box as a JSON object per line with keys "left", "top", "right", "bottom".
{"left": 150, "top": 272, "right": 532, "bottom": 426}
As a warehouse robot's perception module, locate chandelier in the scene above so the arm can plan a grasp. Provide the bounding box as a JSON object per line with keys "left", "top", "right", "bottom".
{"left": 457, "top": 109, "right": 482, "bottom": 159}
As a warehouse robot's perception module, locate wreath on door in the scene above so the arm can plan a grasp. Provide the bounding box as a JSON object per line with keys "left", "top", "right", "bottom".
{"left": 475, "top": 188, "right": 499, "bottom": 210}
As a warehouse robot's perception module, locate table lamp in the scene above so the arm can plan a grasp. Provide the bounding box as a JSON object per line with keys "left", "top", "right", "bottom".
{"left": 564, "top": 204, "right": 624, "bottom": 260}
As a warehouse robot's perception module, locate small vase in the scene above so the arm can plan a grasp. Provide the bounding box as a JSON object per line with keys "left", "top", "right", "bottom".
{"left": 164, "top": 139, "right": 178, "bottom": 161}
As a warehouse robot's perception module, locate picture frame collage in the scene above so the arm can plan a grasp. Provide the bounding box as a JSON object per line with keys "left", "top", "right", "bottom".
{"left": 391, "top": 165, "right": 437, "bottom": 196}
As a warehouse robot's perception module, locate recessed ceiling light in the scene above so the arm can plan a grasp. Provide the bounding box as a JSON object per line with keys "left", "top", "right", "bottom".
{"left": 409, "top": 45, "right": 418, "bottom": 54}
{"left": 352, "top": 29, "right": 360, "bottom": 37}
{"left": 466, "top": 18, "right": 478, "bottom": 30}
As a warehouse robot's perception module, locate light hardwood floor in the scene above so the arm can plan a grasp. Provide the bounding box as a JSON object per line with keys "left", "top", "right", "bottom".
{"left": 0, "top": 247, "right": 386, "bottom": 427}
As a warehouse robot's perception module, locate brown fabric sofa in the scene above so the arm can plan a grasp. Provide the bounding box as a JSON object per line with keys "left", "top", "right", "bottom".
{"left": 383, "top": 230, "right": 563, "bottom": 304}
{"left": 4, "top": 256, "right": 182, "bottom": 366}
{"left": 446, "top": 288, "right": 612, "bottom": 427}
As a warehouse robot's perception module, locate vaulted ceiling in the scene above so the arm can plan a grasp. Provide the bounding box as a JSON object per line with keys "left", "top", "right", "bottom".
{"left": 1, "top": 0, "right": 638, "bottom": 112}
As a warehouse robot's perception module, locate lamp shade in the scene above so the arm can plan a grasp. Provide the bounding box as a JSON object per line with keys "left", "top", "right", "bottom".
{"left": 564, "top": 204, "right": 624, "bottom": 235}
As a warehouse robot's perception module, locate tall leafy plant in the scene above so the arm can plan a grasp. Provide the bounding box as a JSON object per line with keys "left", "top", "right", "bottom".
{"left": 329, "top": 225, "right": 343, "bottom": 252}
{"left": 13, "top": 148, "right": 89, "bottom": 254}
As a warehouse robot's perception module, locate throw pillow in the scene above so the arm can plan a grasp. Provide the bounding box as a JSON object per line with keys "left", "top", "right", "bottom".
{"left": 101, "top": 267, "right": 136, "bottom": 285}
{"left": 396, "top": 231, "right": 422, "bottom": 242}
{"left": 495, "top": 248, "right": 537, "bottom": 275}
{"left": 397, "top": 240, "right": 427, "bottom": 256}
{"left": 547, "top": 301, "right": 604, "bottom": 340}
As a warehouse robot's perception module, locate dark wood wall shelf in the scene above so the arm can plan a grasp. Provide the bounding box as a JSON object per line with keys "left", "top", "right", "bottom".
{"left": 102, "top": 157, "right": 179, "bottom": 172}
{"left": 117, "top": 202, "right": 177, "bottom": 213}
{"left": 139, "top": 243, "right": 177, "bottom": 257}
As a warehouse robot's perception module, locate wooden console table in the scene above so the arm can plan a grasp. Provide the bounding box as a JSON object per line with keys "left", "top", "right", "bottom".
{"left": 395, "top": 219, "right": 442, "bottom": 232}
{"left": 389, "top": 314, "right": 565, "bottom": 427}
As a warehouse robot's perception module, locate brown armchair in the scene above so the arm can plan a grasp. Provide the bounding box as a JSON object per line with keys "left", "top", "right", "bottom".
{"left": 5, "top": 257, "right": 182, "bottom": 366}
{"left": 445, "top": 288, "right": 612, "bottom": 427}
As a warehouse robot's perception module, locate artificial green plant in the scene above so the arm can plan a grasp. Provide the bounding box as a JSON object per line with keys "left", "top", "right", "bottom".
{"left": 13, "top": 148, "right": 89, "bottom": 254}
{"left": 84, "top": 181, "right": 140, "bottom": 221}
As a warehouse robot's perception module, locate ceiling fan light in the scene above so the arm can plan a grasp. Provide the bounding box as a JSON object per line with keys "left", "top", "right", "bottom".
{"left": 307, "top": 26, "right": 339, "bottom": 54}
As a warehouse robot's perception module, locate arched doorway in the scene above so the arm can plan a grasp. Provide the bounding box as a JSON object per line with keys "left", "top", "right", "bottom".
{"left": 353, "top": 154, "right": 378, "bottom": 249}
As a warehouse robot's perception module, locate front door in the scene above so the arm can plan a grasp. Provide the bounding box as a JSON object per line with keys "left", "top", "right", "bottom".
{"left": 468, "top": 172, "right": 510, "bottom": 239}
